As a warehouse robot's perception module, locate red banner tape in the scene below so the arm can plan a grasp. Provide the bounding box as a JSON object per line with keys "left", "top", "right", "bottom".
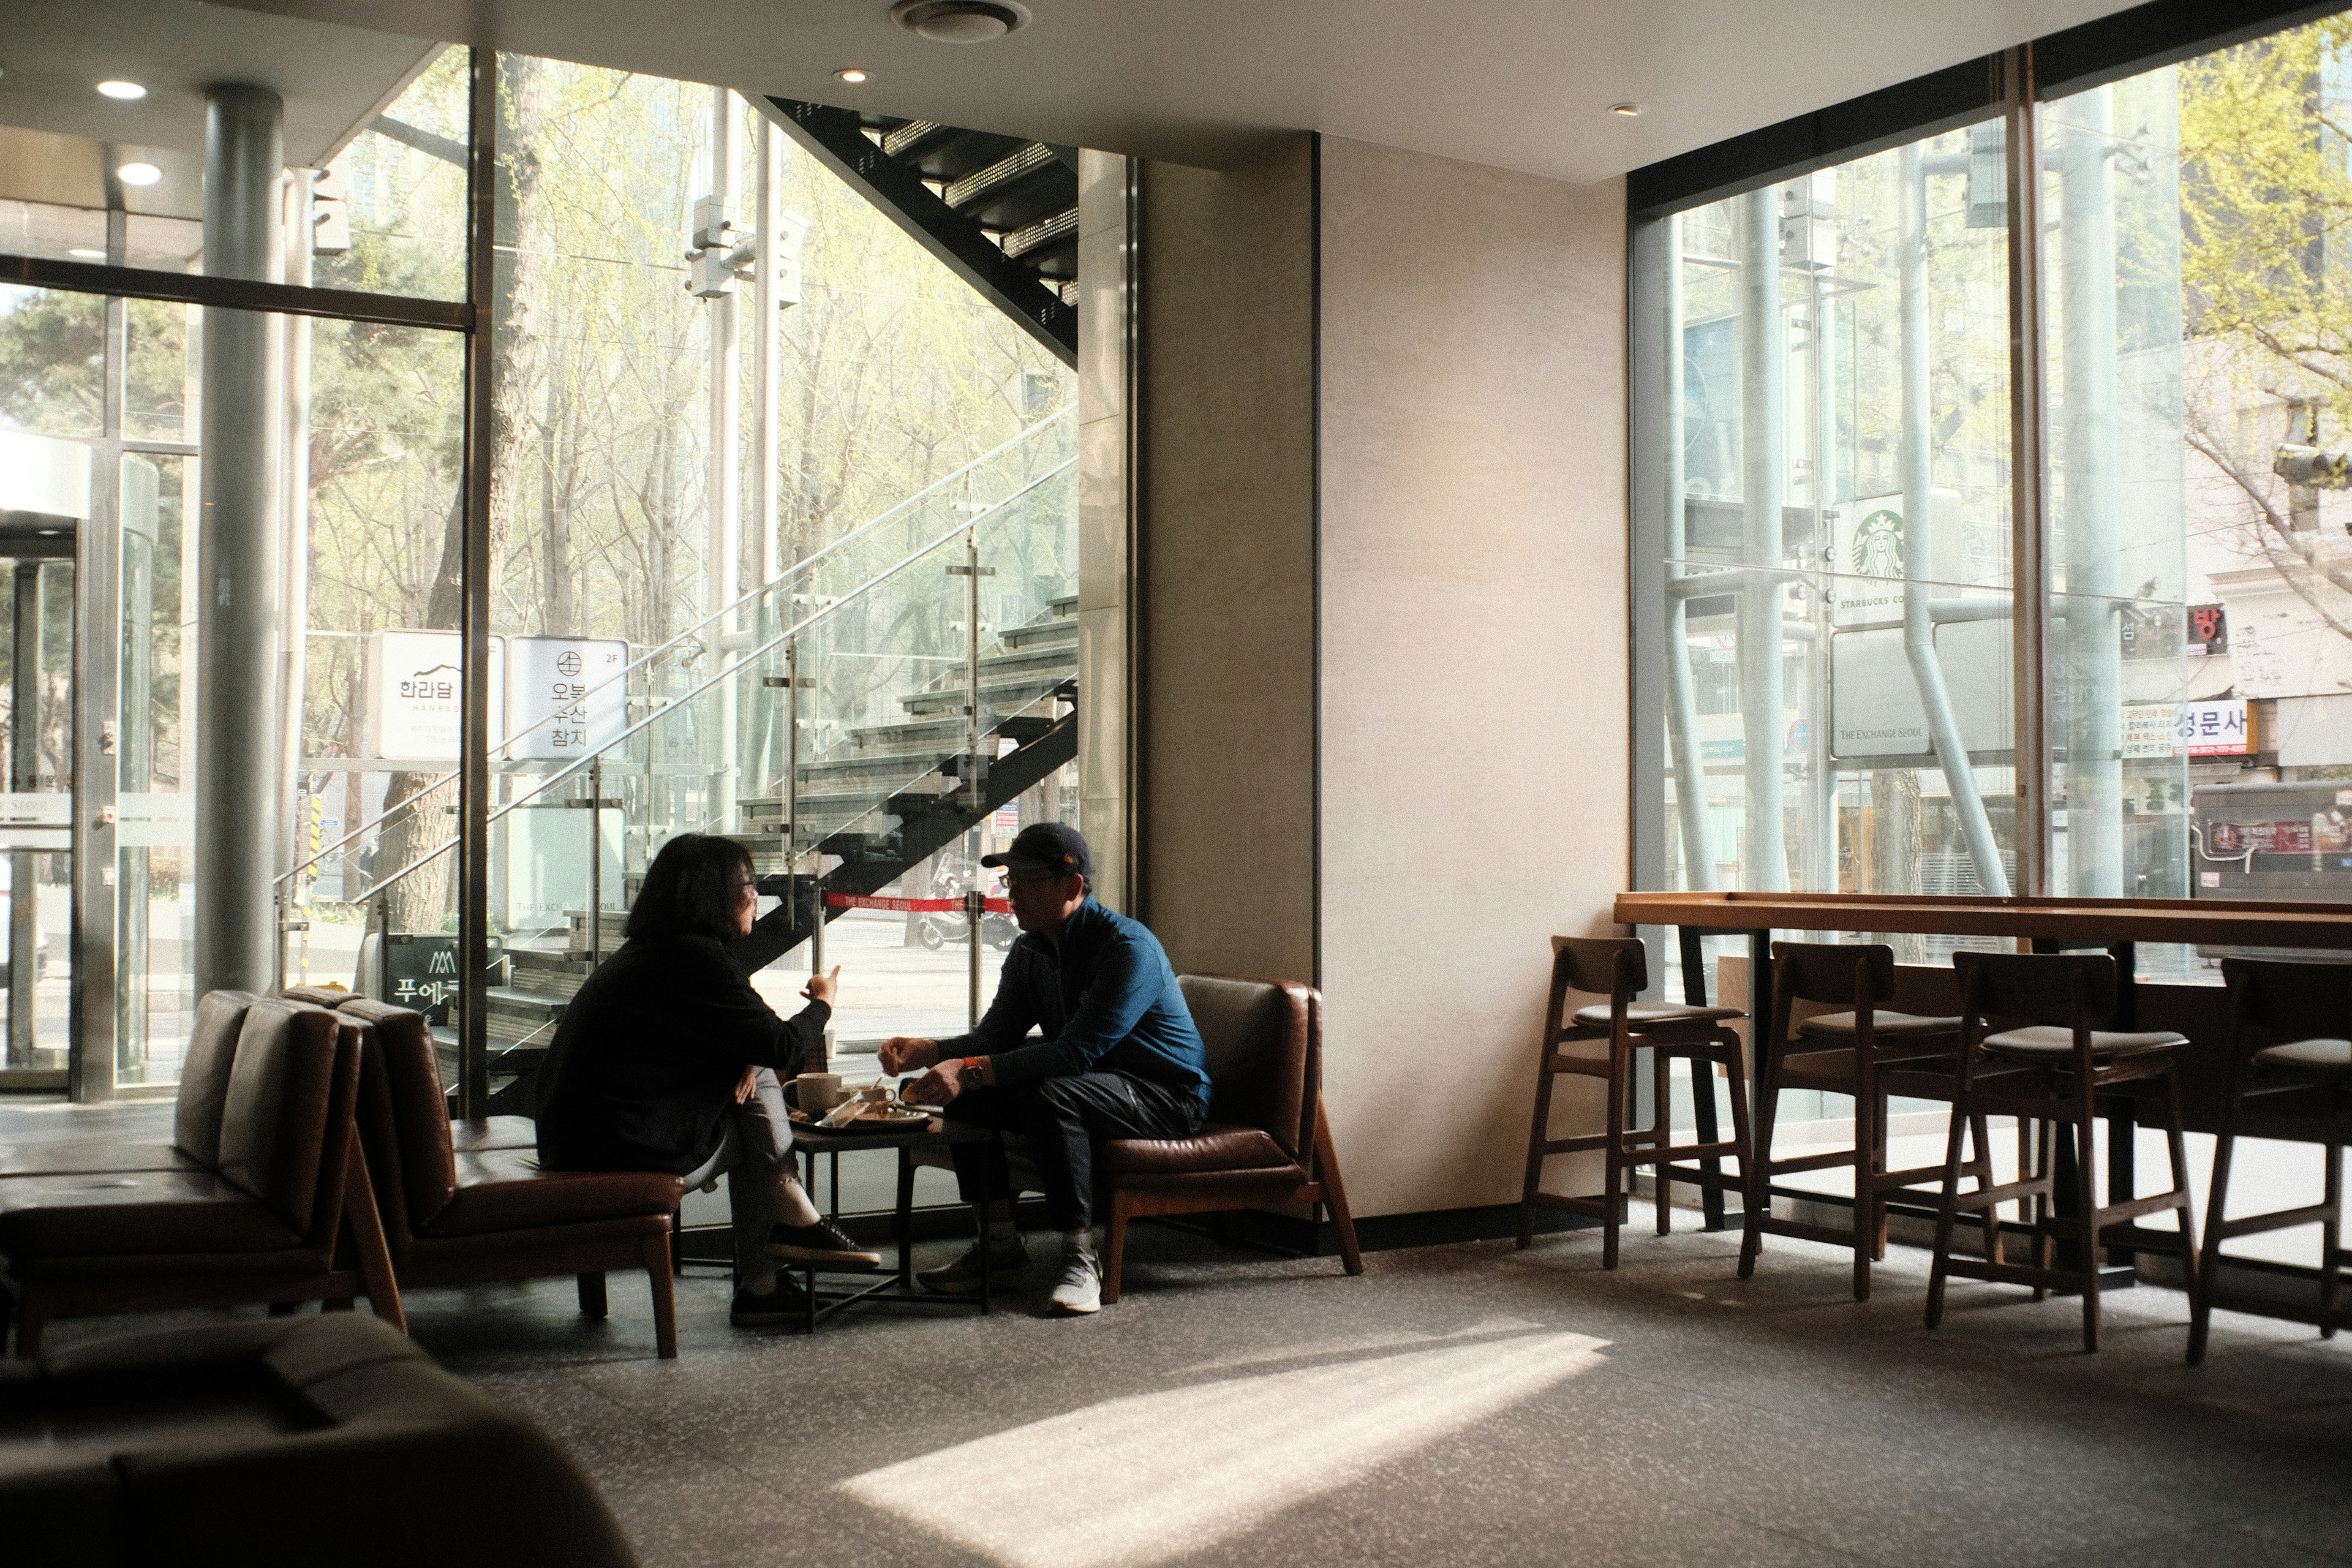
{"left": 824, "top": 892, "right": 1012, "bottom": 914}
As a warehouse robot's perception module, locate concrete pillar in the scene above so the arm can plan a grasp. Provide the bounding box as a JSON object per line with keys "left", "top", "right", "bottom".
{"left": 192, "top": 84, "right": 285, "bottom": 997}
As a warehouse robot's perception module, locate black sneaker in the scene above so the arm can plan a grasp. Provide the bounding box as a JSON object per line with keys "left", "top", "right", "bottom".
{"left": 766, "top": 1218, "right": 882, "bottom": 1270}
{"left": 916, "top": 1234, "right": 1029, "bottom": 1295}
{"left": 730, "top": 1277, "right": 812, "bottom": 1326}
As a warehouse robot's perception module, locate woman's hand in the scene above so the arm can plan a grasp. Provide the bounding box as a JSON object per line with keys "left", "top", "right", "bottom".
{"left": 802, "top": 965, "right": 840, "bottom": 1007}
{"left": 733, "top": 1065, "right": 758, "bottom": 1104}
{"left": 879, "top": 1036, "right": 939, "bottom": 1075}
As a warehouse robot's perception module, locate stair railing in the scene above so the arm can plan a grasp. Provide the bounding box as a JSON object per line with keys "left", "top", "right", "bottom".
{"left": 271, "top": 409, "right": 1072, "bottom": 905}
{"left": 300, "top": 455, "right": 1076, "bottom": 1008}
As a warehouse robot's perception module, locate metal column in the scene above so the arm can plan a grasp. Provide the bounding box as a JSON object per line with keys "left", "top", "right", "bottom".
{"left": 2004, "top": 45, "right": 2052, "bottom": 898}
{"left": 2060, "top": 86, "right": 2124, "bottom": 895}
{"left": 9, "top": 562, "right": 42, "bottom": 1063}
{"left": 707, "top": 87, "right": 742, "bottom": 831}
{"left": 191, "top": 84, "right": 286, "bottom": 999}
{"left": 1901, "top": 142, "right": 2011, "bottom": 895}
{"left": 458, "top": 50, "right": 498, "bottom": 1118}
{"left": 1662, "top": 213, "right": 1716, "bottom": 892}
{"left": 1737, "top": 187, "right": 1789, "bottom": 891}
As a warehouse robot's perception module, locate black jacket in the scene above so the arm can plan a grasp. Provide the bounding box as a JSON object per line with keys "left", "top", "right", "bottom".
{"left": 532, "top": 932, "right": 827, "bottom": 1176}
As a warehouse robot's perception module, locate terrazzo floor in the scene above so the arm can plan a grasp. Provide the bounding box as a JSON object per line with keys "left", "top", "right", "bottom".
{"left": 45, "top": 1218, "right": 2352, "bottom": 1567}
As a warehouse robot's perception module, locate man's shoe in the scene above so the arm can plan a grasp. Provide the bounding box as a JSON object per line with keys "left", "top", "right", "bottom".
{"left": 1048, "top": 1246, "right": 1102, "bottom": 1315}
{"left": 767, "top": 1218, "right": 881, "bottom": 1270}
{"left": 730, "top": 1276, "right": 812, "bottom": 1326}
{"left": 916, "top": 1234, "right": 1028, "bottom": 1295}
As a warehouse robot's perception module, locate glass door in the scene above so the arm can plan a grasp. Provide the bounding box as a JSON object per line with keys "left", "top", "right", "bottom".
{"left": 0, "top": 523, "right": 75, "bottom": 1088}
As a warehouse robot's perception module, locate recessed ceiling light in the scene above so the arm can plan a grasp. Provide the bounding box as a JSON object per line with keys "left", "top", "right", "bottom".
{"left": 891, "top": 0, "right": 1030, "bottom": 45}
{"left": 1607, "top": 102, "right": 1644, "bottom": 118}
{"left": 67, "top": 247, "right": 106, "bottom": 260}
{"left": 116, "top": 162, "right": 162, "bottom": 187}
{"left": 96, "top": 80, "right": 147, "bottom": 101}
{"left": 834, "top": 66, "right": 872, "bottom": 84}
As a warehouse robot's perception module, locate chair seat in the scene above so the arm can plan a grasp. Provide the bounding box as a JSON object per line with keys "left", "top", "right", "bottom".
{"left": 1798, "top": 1010, "right": 1960, "bottom": 1038}
{"left": 2253, "top": 1037, "right": 2352, "bottom": 1078}
{"left": 0, "top": 1169, "right": 305, "bottom": 1256}
{"left": 1098, "top": 1124, "right": 1292, "bottom": 1175}
{"left": 421, "top": 1152, "right": 685, "bottom": 1238}
{"left": 1980, "top": 1025, "right": 2187, "bottom": 1058}
{"left": 1570, "top": 1001, "right": 1743, "bottom": 1028}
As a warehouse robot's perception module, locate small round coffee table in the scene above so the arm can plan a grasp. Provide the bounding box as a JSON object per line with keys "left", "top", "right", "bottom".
{"left": 786, "top": 1115, "right": 995, "bottom": 1332}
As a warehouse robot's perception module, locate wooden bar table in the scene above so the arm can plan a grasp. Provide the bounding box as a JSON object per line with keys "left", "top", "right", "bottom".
{"left": 1611, "top": 891, "right": 2352, "bottom": 1259}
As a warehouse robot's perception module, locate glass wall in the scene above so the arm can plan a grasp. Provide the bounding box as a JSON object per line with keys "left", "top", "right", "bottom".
{"left": 1659, "top": 123, "right": 2016, "bottom": 959}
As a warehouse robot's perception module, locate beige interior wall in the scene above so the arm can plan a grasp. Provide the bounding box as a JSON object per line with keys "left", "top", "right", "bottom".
{"left": 1316, "top": 137, "right": 1629, "bottom": 1216}
{"left": 1136, "top": 139, "right": 1318, "bottom": 982}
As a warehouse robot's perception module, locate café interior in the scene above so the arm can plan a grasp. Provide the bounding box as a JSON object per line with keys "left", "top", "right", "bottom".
{"left": 6, "top": 1, "right": 2352, "bottom": 1564}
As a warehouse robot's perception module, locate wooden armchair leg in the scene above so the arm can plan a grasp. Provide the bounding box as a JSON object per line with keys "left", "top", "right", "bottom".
{"left": 578, "top": 1272, "right": 609, "bottom": 1318}
{"left": 643, "top": 1234, "right": 679, "bottom": 1359}
{"left": 1102, "top": 1190, "right": 1131, "bottom": 1305}
{"left": 1315, "top": 1111, "right": 1364, "bottom": 1276}
{"left": 343, "top": 1143, "right": 406, "bottom": 1333}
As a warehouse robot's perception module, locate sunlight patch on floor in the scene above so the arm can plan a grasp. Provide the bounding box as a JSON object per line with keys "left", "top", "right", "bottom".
{"left": 837, "top": 1327, "right": 1609, "bottom": 1568}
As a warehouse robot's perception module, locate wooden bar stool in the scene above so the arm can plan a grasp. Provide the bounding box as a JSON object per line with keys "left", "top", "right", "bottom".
{"left": 1517, "top": 935, "right": 1754, "bottom": 1268}
{"left": 1926, "top": 951, "right": 2199, "bottom": 1353}
{"left": 1738, "top": 941, "right": 1962, "bottom": 1301}
{"left": 2187, "top": 957, "right": 2352, "bottom": 1365}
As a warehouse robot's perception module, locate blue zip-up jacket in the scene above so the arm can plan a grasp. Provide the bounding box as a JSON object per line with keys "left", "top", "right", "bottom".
{"left": 940, "top": 897, "right": 1210, "bottom": 1114}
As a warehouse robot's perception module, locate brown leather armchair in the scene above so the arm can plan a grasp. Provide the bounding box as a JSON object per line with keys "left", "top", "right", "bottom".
{"left": 3, "top": 1313, "right": 638, "bottom": 1567}
{"left": 282, "top": 986, "right": 537, "bottom": 1156}
{"left": 333, "top": 998, "right": 687, "bottom": 1358}
{"left": 1096, "top": 974, "right": 1362, "bottom": 1302}
{"left": 0, "top": 998, "right": 402, "bottom": 1355}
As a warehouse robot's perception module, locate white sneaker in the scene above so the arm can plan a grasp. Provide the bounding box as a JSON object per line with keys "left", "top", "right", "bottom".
{"left": 1049, "top": 1246, "right": 1102, "bottom": 1315}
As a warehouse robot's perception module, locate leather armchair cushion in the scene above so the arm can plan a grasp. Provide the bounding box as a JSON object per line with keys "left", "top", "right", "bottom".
{"left": 1180, "top": 976, "right": 1311, "bottom": 1161}
{"left": 1098, "top": 1124, "right": 1292, "bottom": 1175}
{"left": 0, "top": 1137, "right": 200, "bottom": 1178}
{"left": 339, "top": 999, "right": 461, "bottom": 1231}
{"left": 421, "top": 1154, "right": 684, "bottom": 1238}
{"left": 214, "top": 1001, "right": 344, "bottom": 1237}
{"left": 173, "top": 990, "right": 257, "bottom": 1169}
{"left": 0, "top": 1170, "right": 305, "bottom": 1257}
{"left": 1104, "top": 1166, "right": 1311, "bottom": 1203}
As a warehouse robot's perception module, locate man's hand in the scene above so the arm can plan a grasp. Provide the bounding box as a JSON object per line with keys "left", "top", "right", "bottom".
{"left": 801, "top": 965, "right": 840, "bottom": 1007}
{"left": 733, "top": 1065, "right": 759, "bottom": 1104}
{"left": 878, "top": 1036, "right": 938, "bottom": 1076}
{"left": 907, "top": 1057, "right": 969, "bottom": 1106}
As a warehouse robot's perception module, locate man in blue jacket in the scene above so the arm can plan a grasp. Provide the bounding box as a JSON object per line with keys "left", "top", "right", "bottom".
{"left": 880, "top": 823, "right": 1207, "bottom": 1315}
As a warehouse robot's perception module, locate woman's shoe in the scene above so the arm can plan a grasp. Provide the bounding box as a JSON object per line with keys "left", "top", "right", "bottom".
{"left": 766, "top": 1218, "right": 881, "bottom": 1270}
{"left": 730, "top": 1277, "right": 813, "bottom": 1326}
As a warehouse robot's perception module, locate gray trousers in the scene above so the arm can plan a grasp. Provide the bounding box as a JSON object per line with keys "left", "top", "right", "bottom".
{"left": 680, "top": 1068, "right": 797, "bottom": 1278}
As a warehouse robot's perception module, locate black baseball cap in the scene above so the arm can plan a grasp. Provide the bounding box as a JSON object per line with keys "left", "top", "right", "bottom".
{"left": 981, "top": 821, "right": 1095, "bottom": 881}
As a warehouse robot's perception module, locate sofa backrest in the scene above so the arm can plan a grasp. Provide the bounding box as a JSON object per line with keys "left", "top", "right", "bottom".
{"left": 214, "top": 1000, "right": 354, "bottom": 1247}
{"left": 336, "top": 997, "right": 457, "bottom": 1242}
{"left": 173, "top": 990, "right": 258, "bottom": 1166}
{"left": 1178, "top": 974, "right": 1318, "bottom": 1161}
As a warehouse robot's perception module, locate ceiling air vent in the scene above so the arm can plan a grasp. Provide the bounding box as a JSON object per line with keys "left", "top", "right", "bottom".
{"left": 890, "top": 1, "right": 1031, "bottom": 44}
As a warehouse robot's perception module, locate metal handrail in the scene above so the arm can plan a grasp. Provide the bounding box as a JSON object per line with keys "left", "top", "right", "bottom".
{"left": 340, "top": 456, "right": 1075, "bottom": 905}
{"left": 274, "top": 412, "right": 1072, "bottom": 888}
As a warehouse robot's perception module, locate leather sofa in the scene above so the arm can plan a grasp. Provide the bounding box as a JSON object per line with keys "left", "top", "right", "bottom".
{"left": 0, "top": 991, "right": 257, "bottom": 1178}
{"left": 281, "top": 986, "right": 538, "bottom": 1155}
{"left": 329, "top": 998, "right": 686, "bottom": 1357}
{"left": 1, "top": 1313, "right": 637, "bottom": 1567}
{"left": 0, "top": 997, "right": 401, "bottom": 1355}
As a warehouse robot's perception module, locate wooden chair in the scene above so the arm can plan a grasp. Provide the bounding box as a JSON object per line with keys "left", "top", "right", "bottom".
{"left": 1926, "top": 951, "right": 2199, "bottom": 1352}
{"left": 2187, "top": 957, "right": 2352, "bottom": 1365}
{"left": 1517, "top": 935, "right": 1752, "bottom": 1268}
{"left": 1739, "top": 941, "right": 1960, "bottom": 1300}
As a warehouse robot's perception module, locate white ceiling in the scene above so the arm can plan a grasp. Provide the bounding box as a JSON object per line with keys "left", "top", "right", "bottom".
{"left": 205, "top": 0, "right": 2152, "bottom": 185}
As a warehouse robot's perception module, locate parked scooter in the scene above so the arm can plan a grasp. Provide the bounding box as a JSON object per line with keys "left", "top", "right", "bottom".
{"left": 915, "top": 863, "right": 1018, "bottom": 951}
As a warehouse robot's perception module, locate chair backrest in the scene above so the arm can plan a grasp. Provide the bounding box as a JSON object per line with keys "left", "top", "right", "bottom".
{"left": 1952, "top": 951, "right": 2116, "bottom": 1030}
{"left": 336, "top": 997, "right": 458, "bottom": 1242}
{"left": 1178, "top": 974, "right": 1316, "bottom": 1161}
{"left": 1771, "top": 941, "right": 1894, "bottom": 1009}
{"left": 2221, "top": 957, "right": 2352, "bottom": 1044}
{"left": 1551, "top": 935, "right": 1645, "bottom": 1003}
{"left": 173, "top": 990, "right": 258, "bottom": 1166}
{"left": 213, "top": 1000, "right": 357, "bottom": 1251}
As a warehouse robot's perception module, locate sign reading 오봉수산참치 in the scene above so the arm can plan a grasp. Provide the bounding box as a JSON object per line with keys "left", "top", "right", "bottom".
{"left": 504, "top": 636, "right": 628, "bottom": 760}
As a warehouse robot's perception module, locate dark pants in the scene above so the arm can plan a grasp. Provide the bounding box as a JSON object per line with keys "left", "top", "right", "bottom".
{"left": 944, "top": 1072, "right": 1204, "bottom": 1232}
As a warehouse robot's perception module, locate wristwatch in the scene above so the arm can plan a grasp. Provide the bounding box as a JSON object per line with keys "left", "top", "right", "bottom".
{"left": 962, "top": 1055, "right": 986, "bottom": 1082}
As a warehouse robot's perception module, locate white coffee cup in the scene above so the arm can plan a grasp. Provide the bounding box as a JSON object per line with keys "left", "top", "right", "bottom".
{"left": 794, "top": 1073, "right": 845, "bottom": 1114}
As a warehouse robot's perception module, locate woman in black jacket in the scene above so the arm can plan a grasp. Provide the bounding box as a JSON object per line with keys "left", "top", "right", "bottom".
{"left": 535, "top": 833, "right": 867, "bottom": 1324}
